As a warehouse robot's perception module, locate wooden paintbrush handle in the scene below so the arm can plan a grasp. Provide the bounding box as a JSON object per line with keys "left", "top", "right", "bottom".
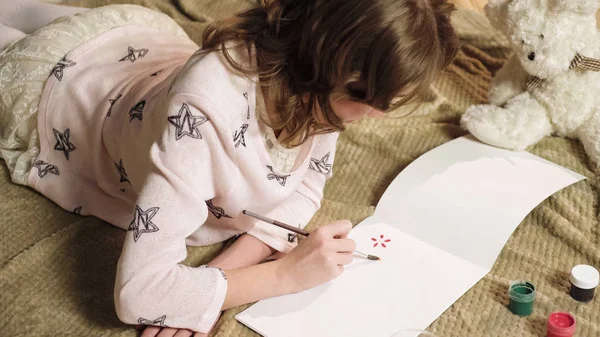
{"left": 242, "top": 210, "right": 309, "bottom": 236}
{"left": 272, "top": 219, "right": 310, "bottom": 236}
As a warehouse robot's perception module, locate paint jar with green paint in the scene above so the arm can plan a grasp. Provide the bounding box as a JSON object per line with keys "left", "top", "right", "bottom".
{"left": 508, "top": 281, "right": 536, "bottom": 316}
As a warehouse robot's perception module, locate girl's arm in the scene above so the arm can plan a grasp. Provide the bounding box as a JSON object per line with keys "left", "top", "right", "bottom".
{"left": 207, "top": 234, "right": 277, "bottom": 270}
{"left": 206, "top": 234, "right": 285, "bottom": 310}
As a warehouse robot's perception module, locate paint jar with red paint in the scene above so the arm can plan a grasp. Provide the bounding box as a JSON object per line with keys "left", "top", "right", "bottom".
{"left": 569, "top": 264, "right": 599, "bottom": 303}
{"left": 547, "top": 312, "right": 576, "bottom": 337}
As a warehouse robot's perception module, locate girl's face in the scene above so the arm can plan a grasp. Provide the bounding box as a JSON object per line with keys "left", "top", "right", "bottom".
{"left": 310, "top": 95, "right": 385, "bottom": 127}
{"left": 330, "top": 98, "right": 385, "bottom": 125}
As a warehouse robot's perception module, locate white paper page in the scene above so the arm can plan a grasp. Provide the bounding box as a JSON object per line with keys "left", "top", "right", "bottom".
{"left": 375, "top": 136, "right": 585, "bottom": 270}
{"left": 236, "top": 223, "right": 488, "bottom": 337}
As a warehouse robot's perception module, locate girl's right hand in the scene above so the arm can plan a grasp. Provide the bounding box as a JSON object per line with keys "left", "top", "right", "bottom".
{"left": 276, "top": 220, "right": 356, "bottom": 293}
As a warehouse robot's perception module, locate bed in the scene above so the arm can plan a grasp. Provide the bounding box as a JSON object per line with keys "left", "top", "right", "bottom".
{"left": 1, "top": 1, "right": 599, "bottom": 336}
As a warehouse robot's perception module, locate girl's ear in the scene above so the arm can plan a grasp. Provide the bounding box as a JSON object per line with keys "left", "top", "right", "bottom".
{"left": 484, "top": 0, "right": 513, "bottom": 36}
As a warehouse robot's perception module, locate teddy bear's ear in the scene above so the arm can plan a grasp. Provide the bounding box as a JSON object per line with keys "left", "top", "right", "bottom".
{"left": 553, "top": 0, "right": 600, "bottom": 15}
{"left": 484, "top": 0, "right": 513, "bottom": 36}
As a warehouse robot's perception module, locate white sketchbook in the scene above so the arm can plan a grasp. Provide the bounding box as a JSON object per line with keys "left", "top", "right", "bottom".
{"left": 235, "top": 136, "right": 586, "bottom": 337}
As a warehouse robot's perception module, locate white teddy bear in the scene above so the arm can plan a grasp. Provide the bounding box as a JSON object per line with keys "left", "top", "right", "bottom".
{"left": 461, "top": 0, "right": 600, "bottom": 167}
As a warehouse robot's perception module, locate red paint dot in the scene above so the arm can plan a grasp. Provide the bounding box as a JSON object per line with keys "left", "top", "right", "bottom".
{"left": 371, "top": 238, "right": 377, "bottom": 241}
{"left": 384, "top": 239, "right": 391, "bottom": 242}
{"left": 380, "top": 234, "right": 384, "bottom": 239}
{"left": 382, "top": 243, "right": 387, "bottom": 248}
{"left": 373, "top": 243, "right": 378, "bottom": 247}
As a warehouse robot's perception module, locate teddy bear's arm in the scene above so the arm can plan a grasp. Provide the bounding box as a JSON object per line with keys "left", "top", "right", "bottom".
{"left": 488, "top": 54, "right": 529, "bottom": 106}
{"left": 577, "top": 108, "right": 600, "bottom": 167}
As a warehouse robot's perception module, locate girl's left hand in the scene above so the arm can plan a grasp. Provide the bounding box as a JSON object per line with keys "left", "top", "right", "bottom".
{"left": 140, "top": 325, "right": 198, "bottom": 337}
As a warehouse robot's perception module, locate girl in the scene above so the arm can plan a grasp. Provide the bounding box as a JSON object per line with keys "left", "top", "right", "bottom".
{"left": 0, "top": 0, "right": 459, "bottom": 336}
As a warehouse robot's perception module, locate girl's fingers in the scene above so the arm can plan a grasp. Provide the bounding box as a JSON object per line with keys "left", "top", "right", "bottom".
{"left": 321, "top": 220, "right": 352, "bottom": 238}
{"left": 157, "top": 327, "right": 179, "bottom": 337}
{"left": 141, "top": 326, "right": 162, "bottom": 337}
{"left": 332, "top": 238, "right": 356, "bottom": 253}
{"left": 140, "top": 326, "right": 193, "bottom": 337}
{"left": 334, "top": 252, "right": 354, "bottom": 266}
{"left": 174, "top": 329, "right": 194, "bottom": 337}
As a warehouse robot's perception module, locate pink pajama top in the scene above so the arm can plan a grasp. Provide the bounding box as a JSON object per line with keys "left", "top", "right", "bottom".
{"left": 30, "top": 25, "right": 338, "bottom": 333}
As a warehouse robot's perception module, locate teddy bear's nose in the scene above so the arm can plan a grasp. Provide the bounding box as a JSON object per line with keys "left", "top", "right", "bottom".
{"left": 528, "top": 52, "right": 536, "bottom": 61}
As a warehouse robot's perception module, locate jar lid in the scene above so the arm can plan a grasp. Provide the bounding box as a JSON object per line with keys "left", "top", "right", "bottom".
{"left": 570, "top": 264, "right": 599, "bottom": 290}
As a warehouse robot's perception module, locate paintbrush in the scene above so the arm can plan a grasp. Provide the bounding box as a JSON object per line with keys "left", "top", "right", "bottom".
{"left": 242, "top": 210, "right": 381, "bottom": 261}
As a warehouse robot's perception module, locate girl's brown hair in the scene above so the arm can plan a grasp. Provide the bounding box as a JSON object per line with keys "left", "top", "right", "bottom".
{"left": 201, "top": 0, "right": 460, "bottom": 146}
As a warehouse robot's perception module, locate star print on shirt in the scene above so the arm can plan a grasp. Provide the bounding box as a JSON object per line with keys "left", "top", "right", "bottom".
{"left": 33, "top": 160, "right": 59, "bottom": 178}
{"left": 53, "top": 128, "right": 76, "bottom": 160}
{"left": 50, "top": 57, "right": 76, "bottom": 81}
{"left": 233, "top": 124, "right": 249, "bottom": 148}
{"left": 114, "top": 159, "right": 132, "bottom": 186}
{"left": 168, "top": 103, "right": 209, "bottom": 140}
{"left": 206, "top": 200, "right": 233, "bottom": 219}
{"left": 138, "top": 315, "right": 167, "bottom": 327}
{"left": 128, "top": 205, "right": 160, "bottom": 242}
{"left": 119, "top": 46, "right": 149, "bottom": 63}
{"left": 266, "top": 165, "right": 290, "bottom": 187}
{"left": 107, "top": 94, "right": 122, "bottom": 117}
{"left": 243, "top": 92, "right": 250, "bottom": 119}
{"left": 129, "top": 100, "right": 145, "bottom": 122}
{"left": 309, "top": 152, "right": 332, "bottom": 174}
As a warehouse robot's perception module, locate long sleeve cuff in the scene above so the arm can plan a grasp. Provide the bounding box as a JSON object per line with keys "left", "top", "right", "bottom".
{"left": 115, "top": 263, "right": 229, "bottom": 334}
{"left": 195, "top": 265, "right": 228, "bottom": 332}
{"left": 246, "top": 193, "right": 317, "bottom": 253}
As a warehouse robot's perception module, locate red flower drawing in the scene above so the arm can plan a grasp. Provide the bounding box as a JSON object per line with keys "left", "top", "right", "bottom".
{"left": 371, "top": 234, "right": 391, "bottom": 248}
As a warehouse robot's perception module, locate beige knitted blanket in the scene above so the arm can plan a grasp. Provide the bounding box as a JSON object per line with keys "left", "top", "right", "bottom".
{"left": 1, "top": 1, "right": 599, "bottom": 336}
